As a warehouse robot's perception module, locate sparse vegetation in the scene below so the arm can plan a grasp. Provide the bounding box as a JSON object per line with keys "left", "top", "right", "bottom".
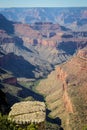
{"left": 0, "top": 8, "right": 87, "bottom": 130}
{"left": 0, "top": 113, "right": 38, "bottom": 130}
{"left": 18, "top": 79, "right": 40, "bottom": 92}
{"left": 46, "top": 122, "right": 61, "bottom": 130}
{"left": 0, "top": 113, "right": 63, "bottom": 130}
{"left": 36, "top": 49, "right": 87, "bottom": 130}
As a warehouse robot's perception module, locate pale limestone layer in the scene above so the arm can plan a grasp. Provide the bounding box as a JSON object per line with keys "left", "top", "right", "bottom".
{"left": 8, "top": 101, "right": 46, "bottom": 124}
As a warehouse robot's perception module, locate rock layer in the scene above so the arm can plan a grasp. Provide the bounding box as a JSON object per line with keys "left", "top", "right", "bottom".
{"left": 36, "top": 47, "right": 87, "bottom": 130}
{"left": 8, "top": 101, "right": 46, "bottom": 127}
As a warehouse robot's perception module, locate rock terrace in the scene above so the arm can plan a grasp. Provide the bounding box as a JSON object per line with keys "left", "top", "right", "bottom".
{"left": 8, "top": 101, "right": 46, "bottom": 124}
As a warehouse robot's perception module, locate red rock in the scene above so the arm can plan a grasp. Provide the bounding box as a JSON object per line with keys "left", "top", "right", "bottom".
{"left": 3, "top": 77, "right": 17, "bottom": 85}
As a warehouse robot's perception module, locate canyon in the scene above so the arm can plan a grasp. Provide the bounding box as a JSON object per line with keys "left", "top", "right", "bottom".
{"left": 36, "top": 48, "right": 87, "bottom": 130}
{"left": 0, "top": 7, "right": 87, "bottom": 130}
{"left": 0, "top": 13, "right": 87, "bottom": 79}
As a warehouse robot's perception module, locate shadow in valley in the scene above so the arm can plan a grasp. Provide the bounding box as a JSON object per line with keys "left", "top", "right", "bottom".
{"left": 1, "top": 82, "right": 64, "bottom": 129}
{"left": 0, "top": 14, "right": 14, "bottom": 34}
{"left": 46, "top": 109, "right": 64, "bottom": 130}
{"left": 6, "top": 93, "right": 19, "bottom": 106}
{"left": 14, "top": 36, "right": 33, "bottom": 53}
{"left": 7, "top": 83, "right": 64, "bottom": 129}
{"left": 0, "top": 53, "right": 36, "bottom": 78}
{"left": 17, "top": 83, "right": 44, "bottom": 102}
{"left": 57, "top": 41, "right": 77, "bottom": 55}
{"left": 17, "top": 83, "right": 64, "bottom": 129}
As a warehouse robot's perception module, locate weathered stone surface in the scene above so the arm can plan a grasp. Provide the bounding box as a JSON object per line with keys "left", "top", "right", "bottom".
{"left": 8, "top": 101, "right": 46, "bottom": 125}
{"left": 77, "top": 48, "right": 87, "bottom": 58}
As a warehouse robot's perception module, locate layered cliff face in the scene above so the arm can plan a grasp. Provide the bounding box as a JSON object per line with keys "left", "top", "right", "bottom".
{"left": 0, "top": 8, "right": 87, "bottom": 129}
{"left": 0, "top": 13, "right": 87, "bottom": 80}
{"left": 14, "top": 22, "right": 64, "bottom": 47}
{"left": 0, "top": 14, "right": 74, "bottom": 79}
{"left": 36, "top": 48, "right": 87, "bottom": 130}
{"left": 8, "top": 101, "right": 46, "bottom": 130}
{"left": 0, "top": 67, "right": 17, "bottom": 85}
{"left": 0, "top": 7, "right": 87, "bottom": 31}
{"left": 8, "top": 101, "right": 46, "bottom": 123}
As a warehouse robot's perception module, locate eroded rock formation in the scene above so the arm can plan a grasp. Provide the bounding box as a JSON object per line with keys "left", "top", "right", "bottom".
{"left": 57, "top": 67, "right": 73, "bottom": 113}
{"left": 36, "top": 47, "right": 87, "bottom": 130}
{"left": 2, "top": 77, "right": 17, "bottom": 85}
{"left": 8, "top": 101, "right": 46, "bottom": 130}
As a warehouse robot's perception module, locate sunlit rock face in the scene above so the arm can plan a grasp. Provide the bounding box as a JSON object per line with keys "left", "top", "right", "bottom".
{"left": 36, "top": 47, "right": 87, "bottom": 129}
{"left": 8, "top": 101, "right": 46, "bottom": 130}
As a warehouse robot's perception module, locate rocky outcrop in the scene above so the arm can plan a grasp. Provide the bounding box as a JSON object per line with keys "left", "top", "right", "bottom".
{"left": 77, "top": 48, "right": 87, "bottom": 58}
{"left": 14, "top": 22, "right": 63, "bottom": 47}
{"left": 36, "top": 47, "right": 87, "bottom": 130}
{"left": 57, "top": 67, "right": 73, "bottom": 113}
{"left": 0, "top": 67, "right": 17, "bottom": 85}
{"left": 0, "top": 32, "right": 23, "bottom": 46}
{"left": 14, "top": 24, "right": 40, "bottom": 38}
{"left": 8, "top": 101, "right": 46, "bottom": 130}
{"left": 0, "top": 13, "right": 87, "bottom": 80}
{"left": 2, "top": 77, "right": 17, "bottom": 85}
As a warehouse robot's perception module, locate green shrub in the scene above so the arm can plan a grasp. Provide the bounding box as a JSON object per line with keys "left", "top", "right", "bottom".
{"left": 27, "top": 123, "right": 38, "bottom": 130}
{"left": 83, "top": 125, "right": 87, "bottom": 130}
{"left": 0, "top": 114, "right": 38, "bottom": 130}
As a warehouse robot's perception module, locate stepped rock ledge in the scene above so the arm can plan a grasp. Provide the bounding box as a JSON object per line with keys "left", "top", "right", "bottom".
{"left": 8, "top": 101, "right": 46, "bottom": 129}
